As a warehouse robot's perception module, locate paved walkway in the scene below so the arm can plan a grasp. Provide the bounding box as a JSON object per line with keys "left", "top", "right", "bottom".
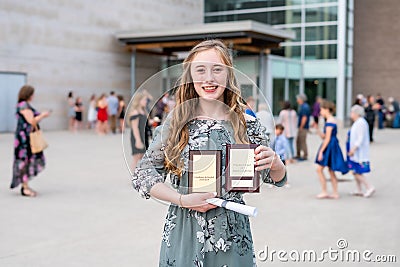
{"left": 0, "top": 128, "right": 398, "bottom": 266}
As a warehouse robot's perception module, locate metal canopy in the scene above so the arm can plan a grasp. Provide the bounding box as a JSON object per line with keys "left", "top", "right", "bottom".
{"left": 116, "top": 20, "right": 294, "bottom": 94}
{"left": 116, "top": 20, "right": 294, "bottom": 55}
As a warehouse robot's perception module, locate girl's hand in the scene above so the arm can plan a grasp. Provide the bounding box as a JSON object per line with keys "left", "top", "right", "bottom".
{"left": 136, "top": 142, "right": 145, "bottom": 149}
{"left": 254, "top": 145, "right": 276, "bottom": 171}
{"left": 318, "top": 152, "right": 323, "bottom": 161}
{"left": 41, "top": 111, "right": 51, "bottom": 118}
{"left": 348, "top": 148, "right": 356, "bottom": 157}
{"left": 181, "top": 192, "right": 217, "bottom": 213}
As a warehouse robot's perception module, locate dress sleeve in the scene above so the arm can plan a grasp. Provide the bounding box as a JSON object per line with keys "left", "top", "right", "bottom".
{"left": 352, "top": 121, "right": 365, "bottom": 148}
{"left": 131, "top": 121, "right": 169, "bottom": 199}
{"left": 17, "top": 101, "right": 29, "bottom": 113}
{"left": 246, "top": 119, "right": 287, "bottom": 187}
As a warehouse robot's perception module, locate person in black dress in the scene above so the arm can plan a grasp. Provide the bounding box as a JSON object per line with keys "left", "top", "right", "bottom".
{"left": 376, "top": 93, "right": 385, "bottom": 129}
{"left": 74, "top": 97, "right": 84, "bottom": 131}
{"left": 117, "top": 95, "right": 126, "bottom": 132}
{"left": 129, "top": 92, "right": 148, "bottom": 169}
{"left": 364, "top": 95, "right": 377, "bottom": 142}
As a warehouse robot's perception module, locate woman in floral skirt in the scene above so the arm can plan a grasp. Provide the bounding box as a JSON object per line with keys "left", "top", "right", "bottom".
{"left": 11, "top": 85, "right": 51, "bottom": 197}
{"left": 131, "top": 40, "right": 286, "bottom": 266}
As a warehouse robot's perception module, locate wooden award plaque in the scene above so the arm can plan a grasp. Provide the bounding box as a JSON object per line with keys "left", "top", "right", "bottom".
{"left": 188, "top": 150, "right": 222, "bottom": 196}
{"left": 225, "top": 144, "right": 260, "bottom": 193}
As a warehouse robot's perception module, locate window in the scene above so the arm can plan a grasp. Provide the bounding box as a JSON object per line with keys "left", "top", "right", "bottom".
{"left": 306, "top": 6, "right": 337, "bottom": 23}
{"left": 305, "top": 44, "right": 337, "bottom": 59}
{"left": 289, "top": 27, "right": 302, "bottom": 42}
{"left": 304, "top": 78, "right": 337, "bottom": 107}
{"left": 271, "top": 46, "right": 301, "bottom": 59}
{"left": 305, "top": 0, "right": 337, "bottom": 4}
{"left": 273, "top": 78, "right": 285, "bottom": 115}
{"left": 288, "top": 79, "right": 300, "bottom": 110}
{"left": 305, "top": 25, "right": 337, "bottom": 41}
{"left": 285, "top": 46, "right": 301, "bottom": 59}
{"left": 205, "top": 9, "right": 302, "bottom": 25}
{"left": 205, "top": 0, "right": 301, "bottom": 12}
{"left": 279, "top": 9, "right": 302, "bottom": 24}
{"left": 286, "top": 0, "right": 302, "bottom": 5}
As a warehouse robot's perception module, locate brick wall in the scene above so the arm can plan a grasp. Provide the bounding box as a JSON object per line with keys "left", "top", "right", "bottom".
{"left": 353, "top": 0, "right": 400, "bottom": 103}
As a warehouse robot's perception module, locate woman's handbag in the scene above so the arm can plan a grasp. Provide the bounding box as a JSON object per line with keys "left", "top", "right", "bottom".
{"left": 30, "top": 124, "right": 48, "bottom": 153}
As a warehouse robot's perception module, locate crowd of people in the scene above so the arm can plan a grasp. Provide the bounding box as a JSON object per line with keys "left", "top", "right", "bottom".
{"left": 13, "top": 83, "right": 396, "bottom": 202}
{"left": 13, "top": 81, "right": 391, "bottom": 204}
{"left": 354, "top": 93, "right": 400, "bottom": 142}
{"left": 67, "top": 91, "right": 126, "bottom": 135}
{"left": 66, "top": 89, "right": 176, "bottom": 170}
{"left": 268, "top": 93, "right": 400, "bottom": 199}
{"left": 64, "top": 87, "right": 397, "bottom": 200}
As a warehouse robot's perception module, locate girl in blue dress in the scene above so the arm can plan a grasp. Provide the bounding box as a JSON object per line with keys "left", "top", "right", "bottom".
{"left": 315, "top": 100, "right": 348, "bottom": 199}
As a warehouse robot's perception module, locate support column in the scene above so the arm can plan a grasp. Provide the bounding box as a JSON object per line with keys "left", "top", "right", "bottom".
{"left": 284, "top": 76, "right": 289, "bottom": 100}
{"left": 337, "top": 0, "right": 347, "bottom": 124}
{"left": 300, "top": 0, "right": 305, "bottom": 94}
{"left": 258, "top": 51, "right": 266, "bottom": 101}
{"left": 346, "top": 76, "right": 353, "bottom": 126}
{"left": 130, "top": 48, "right": 136, "bottom": 96}
{"left": 265, "top": 54, "right": 273, "bottom": 106}
{"left": 166, "top": 56, "right": 171, "bottom": 94}
{"left": 299, "top": 61, "right": 305, "bottom": 95}
{"left": 259, "top": 50, "right": 272, "bottom": 107}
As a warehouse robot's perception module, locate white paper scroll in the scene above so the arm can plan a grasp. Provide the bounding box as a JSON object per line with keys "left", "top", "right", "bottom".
{"left": 206, "top": 198, "right": 258, "bottom": 217}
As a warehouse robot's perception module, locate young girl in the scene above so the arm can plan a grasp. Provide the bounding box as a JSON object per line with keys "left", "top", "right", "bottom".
{"left": 117, "top": 95, "right": 126, "bottom": 132}
{"left": 74, "top": 97, "right": 84, "bottom": 131}
{"left": 315, "top": 100, "right": 348, "bottom": 199}
{"left": 274, "top": 124, "right": 290, "bottom": 188}
{"left": 347, "top": 105, "right": 375, "bottom": 197}
{"left": 96, "top": 94, "right": 108, "bottom": 135}
{"left": 67, "top": 91, "right": 75, "bottom": 131}
{"left": 129, "top": 92, "right": 148, "bottom": 170}
{"left": 278, "top": 101, "right": 297, "bottom": 163}
{"left": 131, "top": 40, "right": 286, "bottom": 266}
{"left": 87, "top": 94, "right": 97, "bottom": 129}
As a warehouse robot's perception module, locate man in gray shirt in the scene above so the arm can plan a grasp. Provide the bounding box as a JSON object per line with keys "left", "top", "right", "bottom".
{"left": 107, "top": 91, "right": 119, "bottom": 134}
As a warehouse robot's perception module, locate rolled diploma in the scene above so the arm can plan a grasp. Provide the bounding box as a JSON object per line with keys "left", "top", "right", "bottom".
{"left": 206, "top": 198, "right": 258, "bottom": 217}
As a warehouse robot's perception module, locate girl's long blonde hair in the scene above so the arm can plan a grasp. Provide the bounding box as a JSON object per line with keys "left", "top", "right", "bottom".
{"left": 130, "top": 92, "right": 147, "bottom": 114}
{"left": 165, "top": 39, "right": 249, "bottom": 177}
{"left": 127, "top": 92, "right": 147, "bottom": 127}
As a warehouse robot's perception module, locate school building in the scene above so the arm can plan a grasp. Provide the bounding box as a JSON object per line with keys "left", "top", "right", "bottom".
{"left": 203, "top": 0, "right": 400, "bottom": 121}
{"left": 1, "top": 0, "right": 399, "bottom": 131}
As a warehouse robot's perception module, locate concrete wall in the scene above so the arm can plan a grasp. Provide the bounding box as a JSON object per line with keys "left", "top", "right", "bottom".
{"left": 0, "top": 0, "right": 203, "bottom": 130}
{"left": 353, "top": 0, "right": 400, "bottom": 102}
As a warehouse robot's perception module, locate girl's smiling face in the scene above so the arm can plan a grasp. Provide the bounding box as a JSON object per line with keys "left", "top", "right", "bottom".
{"left": 190, "top": 49, "right": 228, "bottom": 102}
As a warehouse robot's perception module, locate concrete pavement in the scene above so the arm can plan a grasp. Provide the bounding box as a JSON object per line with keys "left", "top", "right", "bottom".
{"left": 0, "top": 128, "right": 399, "bottom": 266}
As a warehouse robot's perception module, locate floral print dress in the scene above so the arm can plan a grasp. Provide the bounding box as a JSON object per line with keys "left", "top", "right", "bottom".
{"left": 132, "top": 119, "right": 286, "bottom": 267}
{"left": 11, "top": 101, "right": 46, "bottom": 189}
